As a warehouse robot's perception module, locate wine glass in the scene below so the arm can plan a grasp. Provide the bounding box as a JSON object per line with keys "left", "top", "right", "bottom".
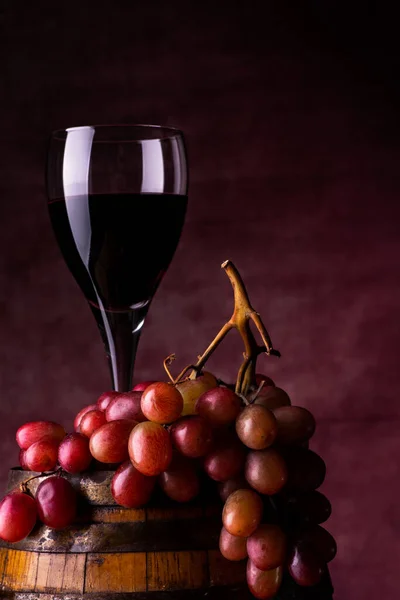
{"left": 46, "top": 124, "right": 188, "bottom": 391}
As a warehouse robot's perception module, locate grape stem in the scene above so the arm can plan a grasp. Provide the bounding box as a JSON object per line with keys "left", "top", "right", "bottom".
{"left": 164, "top": 354, "right": 203, "bottom": 385}
{"left": 163, "top": 354, "right": 177, "bottom": 383}
{"left": 172, "top": 362, "right": 202, "bottom": 385}
{"left": 248, "top": 379, "right": 266, "bottom": 404}
{"left": 192, "top": 260, "right": 280, "bottom": 396}
{"left": 19, "top": 467, "right": 63, "bottom": 494}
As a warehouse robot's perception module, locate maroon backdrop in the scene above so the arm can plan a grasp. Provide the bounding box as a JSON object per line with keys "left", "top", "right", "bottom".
{"left": 1, "top": 2, "right": 399, "bottom": 598}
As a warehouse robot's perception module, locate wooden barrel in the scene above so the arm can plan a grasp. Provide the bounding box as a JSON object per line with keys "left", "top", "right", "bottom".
{"left": 0, "top": 469, "right": 333, "bottom": 599}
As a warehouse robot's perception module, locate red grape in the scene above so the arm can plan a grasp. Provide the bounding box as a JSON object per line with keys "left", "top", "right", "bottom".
{"left": 132, "top": 380, "right": 156, "bottom": 391}
{"left": 203, "top": 435, "right": 246, "bottom": 482}
{"left": 247, "top": 524, "right": 287, "bottom": 570}
{"left": 218, "top": 475, "right": 250, "bottom": 502}
{"left": 288, "top": 543, "right": 325, "bottom": 586}
{"left": 219, "top": 526, "right": 248, "bottom": 561}
{"left": 79, "top": 409, "right": 107, "bottom": 437}
{"left": 222, "top": 489, "right": 263, "bottom": 537}
{"left": 141, "top": 382, "right": 183, "bottom": 424}
{"left": 286, "top": 491, "right": 332, "bottom": 525}
{"left": 129, "top": 421, "right": 173, "bottom": 476}
{"left": 90, "top": 420, "right": 136, "bottom": 464}
{"left": 106, "top": 391, "right": 146, "bottom": 423}
{"left": 159, "top": 454, "right": 200, "bottom": 502}
{"left": 169, "top": 415, "right": 213, "bottom": 458}
{"left": 273, "top": 406, "right": 316, "bottom": 445}
{"left": 19, "top": 449, "right": 29, "bottom": 471}
{"left": 74, "top": 403, "right": 98, "bottom": 431}
{"left": 247, "top": 560, "right": 283, "bottom": 599}
{"left": 97, "top": 391, "right": 120, "bottom": 411}
{"left": 285, "top": 448, "right": 326, "bottom": 492}
{"left": 58, "top": 433, "right": 92, "bottom": 473}
{"left": 79, "top": 409, "right": 107, "bottom": 438}
{"left": 111, "top": 460, "right": 156, "bottom": 508}
{"left": 296, "top": 525, "right": 337, "bottom": 563}
{"left": 24, "top": 439, "right": 59, "bottom": 472}
{"left": 0, "top": 492, "right": 37, "bottom": 542}
{"left": 235, "top": 404, "right": 277, "bottom": 450}
{"left": 255, "top": 374, "right": 275, "bottom": 388}
{"left": 16, "top": 421, "right": 65, "bottom": 450}
{"left": 36, "top": 476, "right": 77, "bottom": 529}
{"left": 245, "top": 449, "right": 287, "bottom": 495}
{"left": 195, "top": 387, "right": 242, "bottom": 426}
{"left": 176, "top": 371, "right": 218, "bottom": 416}
{"left": 254, "top": 387, "right": 291, "bottom": 411}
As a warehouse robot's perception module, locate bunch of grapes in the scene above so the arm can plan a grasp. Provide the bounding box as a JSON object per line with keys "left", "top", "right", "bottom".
{"left": 0, "top": 371, "right": 336, "bottom": 600}
{"left": 0, "top": 420, "right": 80, "bottom": 541}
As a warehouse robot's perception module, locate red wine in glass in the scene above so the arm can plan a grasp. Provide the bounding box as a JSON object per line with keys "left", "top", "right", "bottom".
{"left": 46, "top": 125, "right": 188, "bottom": 391}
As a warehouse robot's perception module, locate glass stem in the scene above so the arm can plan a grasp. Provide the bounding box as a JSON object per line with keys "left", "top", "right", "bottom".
{"left": 89, "top": 303, "right": 149, "bottom": 391}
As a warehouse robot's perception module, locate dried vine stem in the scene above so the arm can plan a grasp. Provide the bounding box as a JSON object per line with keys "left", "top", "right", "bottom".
{"left": 191, "top": 260, "right": 280, "bottom": 396}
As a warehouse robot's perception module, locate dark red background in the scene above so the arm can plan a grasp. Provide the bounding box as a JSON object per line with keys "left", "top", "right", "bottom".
{"left": 1, "top": 2, "right": 399, "bottom": 598}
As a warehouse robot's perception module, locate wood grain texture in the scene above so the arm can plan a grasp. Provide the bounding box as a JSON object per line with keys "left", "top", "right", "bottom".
{"left": 85, "top": 552, "right": 147, "bottom": 593}
{"left": 34, "top": 553, "right": 85, "bottom": 593}
{"left": 146, "top": 550, "right": 208, "bottom": 591}
{"left": 0, "top": 548, "right": 333, "bottom": 598}
{"left": 0, "top": 548, "right": 8, "bottom": 583}
{"left": 0, "top": 548, "right": 38, "bottom": 591}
